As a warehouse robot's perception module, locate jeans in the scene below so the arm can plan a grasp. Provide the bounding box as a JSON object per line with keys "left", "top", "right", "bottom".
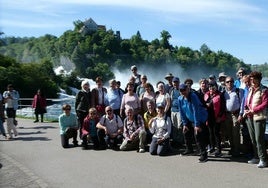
{"left": 61, "top": 128, "right": 78, "bottom": 148}
{"left": 149, "top": 137, "right": 170, "bottom": 156}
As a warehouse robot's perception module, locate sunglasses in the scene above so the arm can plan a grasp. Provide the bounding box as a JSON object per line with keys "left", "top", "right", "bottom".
{"left": 179, "top": 89, "right": 186, "bottom": 92}
{"left": 106, "top": 110, "right": 112, "bottom": 113}
{"left": 226, "top": 80, "right": 234, "bottom": 83}
{"left": 65, "top": 108, "right": 71, "bottom": 111}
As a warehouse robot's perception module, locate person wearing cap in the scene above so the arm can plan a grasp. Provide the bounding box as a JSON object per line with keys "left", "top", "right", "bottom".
{"left": 164, "top": 73, "right": 174, "bottom": 93}
{"left": 218, "top": 72, "right": 227, "bottom": 92}
{"left": 204, "top": 81, "right": 226, "bottom": 157}
{"left": 75, "top": 79, "right": 91, "bottom": 139}
{"left": 234, "top": 67, "right": 246, "bottom": 89}
{"left": 169, "top": 77, "right": 184, "bottom": 147}
{"left": 131, "top": 65, "right": 141, "bottom": 85}
{"left": 178, "top": 83, "right": 209, "bottom": 162}
{"left": 91, "top": 76, "right": 108, "bottom": 116}
{"left": 148, "top": 103, "right": 172, "bottom": 156}
{"left": 3, "top": 84, "right": 20, "bottom": 126}
{"left": 208, "top": 74, "right": 216, "bottom": 83}
{"left": 106, "top": 79, "right": 124, "bottom": 116}
{"left": 120, "top": 106, "right": 146, "bottom": 153}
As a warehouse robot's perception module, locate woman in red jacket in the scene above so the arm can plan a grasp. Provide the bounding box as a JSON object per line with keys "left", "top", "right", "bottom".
{"left": 204, "top": 81, "right": 226, "bottom": 157}
{"left": 32, "top": 89, "right": 47, "bottom": 123}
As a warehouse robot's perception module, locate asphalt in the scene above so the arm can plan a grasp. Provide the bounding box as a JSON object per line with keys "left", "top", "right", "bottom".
{"left": 1, "top": 118, "right": 268, "bottom": 188}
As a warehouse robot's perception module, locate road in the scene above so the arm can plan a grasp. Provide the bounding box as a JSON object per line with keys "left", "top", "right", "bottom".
{"left": 0, "top": 118, "right": 267, "bottom": 188}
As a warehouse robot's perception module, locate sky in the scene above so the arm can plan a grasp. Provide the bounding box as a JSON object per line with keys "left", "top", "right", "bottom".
{"left": 1, "top": 0, "right": 268, "bottom": 65}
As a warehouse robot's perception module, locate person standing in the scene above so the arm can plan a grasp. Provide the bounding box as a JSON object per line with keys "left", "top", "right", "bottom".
{"left": 130, "top": 65, "right": 141, "bottom": 86}
{"left": 58, "top": 104, "right": 78, "bottom": 148}
{"left": 204, "top": 81, "right": 226, "bottom": 156}
{"left": 75, "top": 80, "right": 91, "bottom": 139}
{"left": 120, "top": 82, "right": 141, "bottom": 118}
{"left": 91, "top": 77, "right": 108, "bottom": 116}
{"left": 32, "top": 89, "right": 47, "bottom": 123}
{"left": 169, "top": 77, "right": 184, "bottom": 147}
{"left": 244, "top": 71, "right": 268, "bottom": 168}
{"left": 0, "top": 93, "right": 7, "bottom": 138}
{"left": 178, "top": 84, "right": 209, "bottom": 162}
{"left": 223, "top": 76, "right": 244, "bottom": 157}
{"left": 106, "top": 79, "right": 124, "bottom": 116}
{"left": 3, "top": 84, "right": 20, "bottom": 126}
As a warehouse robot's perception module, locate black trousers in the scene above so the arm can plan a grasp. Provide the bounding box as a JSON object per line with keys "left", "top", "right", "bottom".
{"left": 61, "top": 128, "right": 78, "bottom": 148}
{"left": 184, "top": 123, "right": 209, "bottom": 156}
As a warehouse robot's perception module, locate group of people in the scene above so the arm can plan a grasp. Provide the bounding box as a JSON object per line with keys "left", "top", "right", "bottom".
{"left": 0, "top": 85, "right": 47, "bottom": 139}
{"left": 58, "top": 65, "right": 268, "bottom": 167}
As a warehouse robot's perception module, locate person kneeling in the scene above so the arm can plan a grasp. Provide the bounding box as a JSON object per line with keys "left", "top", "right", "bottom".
{"left": 120, "top": 107, "right": 146, "bottom": 153}
{"left": 149, "top": 103, "right": 172, "bottom": 156}
{"left": 81, "top": 108, "right": 102, "bottom": 150}
{"left": 58, "top": 104, "right": 78, "bottom": 148}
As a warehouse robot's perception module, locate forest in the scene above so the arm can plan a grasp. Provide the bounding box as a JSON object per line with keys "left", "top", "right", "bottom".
{"left": 0, "top": 19, "right": 267, "bottom": 98}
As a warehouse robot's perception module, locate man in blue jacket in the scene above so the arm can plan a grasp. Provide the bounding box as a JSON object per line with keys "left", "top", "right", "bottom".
{"left": 178, "top": 84, "right": 209, "bottom": 162}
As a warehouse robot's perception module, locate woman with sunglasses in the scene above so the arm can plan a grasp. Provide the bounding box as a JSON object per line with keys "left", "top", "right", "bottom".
{"left": 58, "top": 104, "right": 78, "bottom": 148}
{"left": 204, "top": 81, "right": 226, "bottom": 157}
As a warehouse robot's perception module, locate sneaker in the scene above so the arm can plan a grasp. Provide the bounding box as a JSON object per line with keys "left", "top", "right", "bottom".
{"left": 248, "top": 158, "right": 259, "bottom": 164}
{"left": 34, "top": 120, "right": 39, "bottom": 123}
{"left": 199, "top": 155, "right": 208, "bottom": 163}
{"left": 139, "top": 148, "right": 145, "bottom": 153}
{"left": 257, "top": 160, "right": 267, "bottom": 168}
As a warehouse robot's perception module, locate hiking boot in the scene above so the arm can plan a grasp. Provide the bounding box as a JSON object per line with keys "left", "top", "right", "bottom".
{"left": 248, "top": 158, "right": 259, "bottom": 164}
{"left": 199, "top": 155, "right": 208, "bottom": 163}
{"left": 139, "top": 148, "right": 145, "bottom": 153}
{"left": 257, "top": 160, "right": 267, "bottom": 168}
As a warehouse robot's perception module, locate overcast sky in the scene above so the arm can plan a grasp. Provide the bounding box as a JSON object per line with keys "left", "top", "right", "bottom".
{"left": 1, "top": 0, "right": 268, "bottom": 65}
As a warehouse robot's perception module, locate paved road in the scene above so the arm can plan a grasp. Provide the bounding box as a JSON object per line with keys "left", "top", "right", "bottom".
{"left": 0, "top": 118, "right": 267, "bottom": 188}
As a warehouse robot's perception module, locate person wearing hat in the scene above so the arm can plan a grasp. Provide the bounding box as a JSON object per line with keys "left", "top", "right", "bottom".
{"left": 131, "top": 65, "right": 141, "bottom": 85}
{"left": 208, "top": 74, "right": 216, "bottom": 83}
{"left": 148, "top": 103, "right": 172, "bottom": 156}
{"left": 218, "top": 72, "right": 227, "bottom": 92}
{"left": 178, "top": 83, "right": 209, "bottom": 162}
{"left": 169, "top": 77, "right": 184, "bottom": 147}
{"left": 164, "top": 73, "right": 174, "bottom": 93}
{"left": 234, "top": 67, "right": 246, "bottom": 89}
{"left": 75, "top": 79, "right": 91, "bottom": 139}
{"left": 204, "top": 81, "right": 226, "bottom": 157}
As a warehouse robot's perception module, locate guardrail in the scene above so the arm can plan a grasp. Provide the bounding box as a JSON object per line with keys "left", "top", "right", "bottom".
{"left": 16, "top": 97, "right": 76, "bottom": 121}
